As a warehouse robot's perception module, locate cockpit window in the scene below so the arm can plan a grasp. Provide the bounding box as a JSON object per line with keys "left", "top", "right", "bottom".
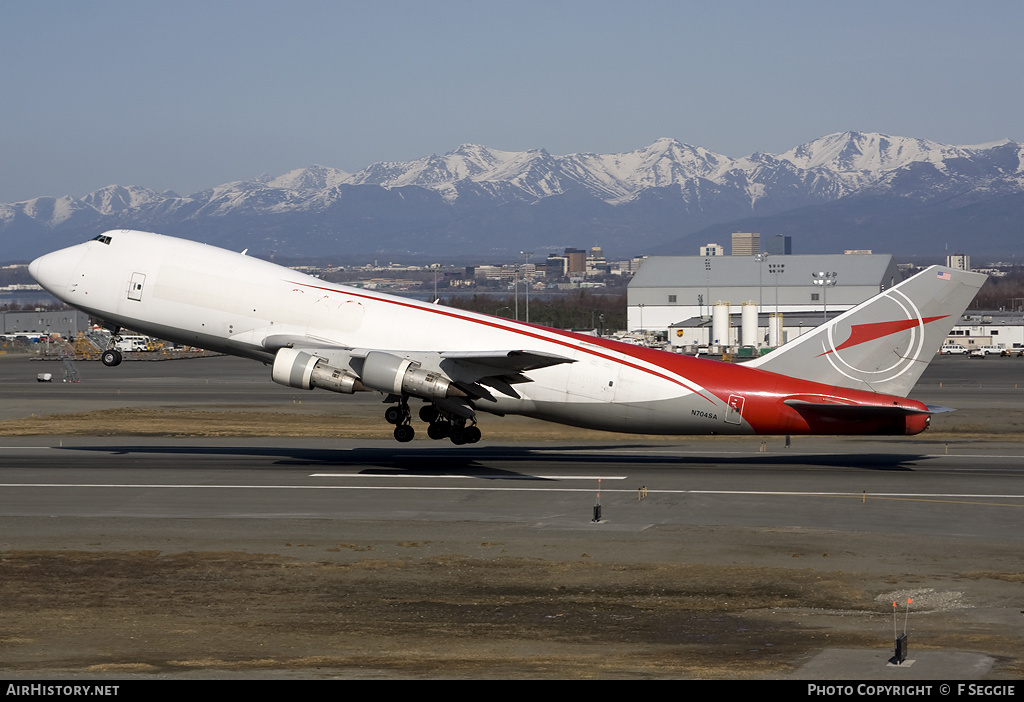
{"left": 91, "top": 234, "right": 112, "bottom": 245}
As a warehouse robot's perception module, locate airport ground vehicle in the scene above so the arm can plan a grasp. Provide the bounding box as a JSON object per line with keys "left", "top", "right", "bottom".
{"left": 976, "top": 345, "right": 1004, "bottom": 356}
{"left": 113, "top": 335, "right": 150, "bottom": 352}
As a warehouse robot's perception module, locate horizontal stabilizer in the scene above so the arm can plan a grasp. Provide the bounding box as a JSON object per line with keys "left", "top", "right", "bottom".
{"left": 784, "top": 399, "right": 932, "bottom": 419}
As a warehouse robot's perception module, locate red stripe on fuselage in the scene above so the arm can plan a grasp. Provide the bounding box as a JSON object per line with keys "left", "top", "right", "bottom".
{"left": 287, "top": 280, "right": 930, "bottom": 432}
{"left": 288, "top": 280, "right": 723, "bottom": 403}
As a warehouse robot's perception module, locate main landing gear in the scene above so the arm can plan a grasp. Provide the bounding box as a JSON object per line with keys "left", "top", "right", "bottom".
{"left": 383, "top": 399, "right": 481, "bottom": 445}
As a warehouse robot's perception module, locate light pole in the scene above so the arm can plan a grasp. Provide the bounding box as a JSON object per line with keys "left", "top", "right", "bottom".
{"left": 754, "top": 253, "right": 768, "bottom": 309}
{"left": 769, "top": 262, "right": 785, "bottom": 315}
{"left": 514, "top": 263, "right": 520, "bottom": 321}
{"left": 521, "top": 250, "right": 533, "bottom": 323}
{"left": 704, "top": 258, "right": 712, "bottom": 316}
{"left": 768, "top": 262, "right": 785, "bottom": 347}
{"left": 430, "top": 263, "right": 440, "bottom": 302}
{"left": 812, "top": 271, "right": 837, "bottom": 322}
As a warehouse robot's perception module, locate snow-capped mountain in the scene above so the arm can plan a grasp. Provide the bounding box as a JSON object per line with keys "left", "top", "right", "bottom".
{"left": 266, "top": 164, "right": 351, "bottom": 192}
{"left": 80, "top": 185, "right": 171, "bottom": 215}
{"left": 3, "top": 132, "right": 1022, "bottom": 260}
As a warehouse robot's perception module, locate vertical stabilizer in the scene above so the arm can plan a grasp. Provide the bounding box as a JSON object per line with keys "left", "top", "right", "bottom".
{"left": 747, "top": 266, "right": 987, "bottom": 396}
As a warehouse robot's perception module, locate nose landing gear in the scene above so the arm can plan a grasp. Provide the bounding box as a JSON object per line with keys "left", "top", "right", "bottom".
{"left": 100, "top": 326, "right": 124, "bottom": 366}
{"left": 100, "top": 348, "right": 123, "bottom": 367}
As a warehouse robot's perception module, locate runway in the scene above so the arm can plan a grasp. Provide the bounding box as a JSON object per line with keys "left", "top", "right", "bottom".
{"left": 2, "top": 438, "right": 1023, "bottom": 540}
{"left": 1, "top": 353, "right": 1023, "bottom": 679}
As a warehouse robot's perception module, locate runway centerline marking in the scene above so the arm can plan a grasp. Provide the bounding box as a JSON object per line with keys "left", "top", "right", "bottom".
{"left": 309, "top": 473, "right": 628, "bottom": 480}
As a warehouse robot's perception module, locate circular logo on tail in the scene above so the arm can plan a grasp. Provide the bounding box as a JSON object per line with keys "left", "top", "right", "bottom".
{"left": 818, "top": 290, "right": 942, "bottom": 386}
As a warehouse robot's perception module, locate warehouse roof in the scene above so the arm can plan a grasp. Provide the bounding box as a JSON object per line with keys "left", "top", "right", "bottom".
{"left": 630, "top": 254, "right": 898, "bottom": 289}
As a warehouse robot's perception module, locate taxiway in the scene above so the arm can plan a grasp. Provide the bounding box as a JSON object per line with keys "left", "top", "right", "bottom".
{"left": 1, "top": 353, "right": 1022, "bottom": 679}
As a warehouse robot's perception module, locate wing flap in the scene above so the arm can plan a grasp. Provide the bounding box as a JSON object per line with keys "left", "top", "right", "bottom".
{"left": 263, "top": 334, "right": 351, "bottom": 352}
{"left": 440, "top": 349, "right": 575, "bottom": 374}
{"left": 439, "top": 350, "right": 574, "bottom": 398}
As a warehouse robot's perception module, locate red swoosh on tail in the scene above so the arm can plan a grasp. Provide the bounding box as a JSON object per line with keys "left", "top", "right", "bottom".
{"left": 818, "top": 316, "right": 948, "bottom": 356}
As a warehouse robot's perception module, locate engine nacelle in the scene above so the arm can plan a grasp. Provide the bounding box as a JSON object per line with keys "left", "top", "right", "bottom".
{"left": 272, "top": 348, "right": 359, "bottom": 394}
{"left": 359, "top": 351, "right": 460, "bottom": 399}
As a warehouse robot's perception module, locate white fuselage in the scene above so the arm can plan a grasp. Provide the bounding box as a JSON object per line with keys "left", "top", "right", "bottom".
{"left": 31, "top": 231, "right": 742, "bottom": 434}
{"left": 30, "top": 230, "right": 940, "bottom": 437}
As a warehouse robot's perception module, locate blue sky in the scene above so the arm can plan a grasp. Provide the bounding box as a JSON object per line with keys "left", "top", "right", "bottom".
{"left": 1, "top": 0, "right": 1021, "bottom": 202}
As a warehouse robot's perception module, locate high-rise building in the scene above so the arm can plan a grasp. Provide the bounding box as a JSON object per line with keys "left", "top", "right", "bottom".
{"left": 545, "top": 254, "right": 567, "bottom": 277}
{"left": 765, "top": 235, "right": 792, "bottom": 255}
{"left": 947, "top": 253, "right": 970, "bottom": 270}
{"left": 731, "top": 232, "right": 761, "bottom": 256}
{"left": 564, "top": 248, "right": 587, "bottom": 275}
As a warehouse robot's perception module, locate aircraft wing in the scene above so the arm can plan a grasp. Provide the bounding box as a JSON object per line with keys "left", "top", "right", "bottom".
{"left": 263, "top": 334, "right": 574, "bottom": 401}
{"left": 264, "top": 335, "right": 574, "bottom": 374}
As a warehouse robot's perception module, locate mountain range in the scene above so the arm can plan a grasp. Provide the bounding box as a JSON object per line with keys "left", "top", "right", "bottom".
{"left": 3, "top": 131, "right": 1023, "bottom": 262}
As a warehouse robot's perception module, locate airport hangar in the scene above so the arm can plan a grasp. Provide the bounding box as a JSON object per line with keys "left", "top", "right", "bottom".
{"left": 625, "top": 253, "right": 1024, "bottom": 354}
{"left": 2, "top": 309, "right": 91, "bottom": 338}
{"left": 626, "top": 253, "right": 902, "bottom": 349}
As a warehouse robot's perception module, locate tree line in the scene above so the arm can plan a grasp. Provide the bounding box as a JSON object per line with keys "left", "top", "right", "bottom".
{"left": 970, "top": 270, "right": 1024, "bottom": 311}
{"left": 443, "top": 290, "right": 627, "bottom": 332}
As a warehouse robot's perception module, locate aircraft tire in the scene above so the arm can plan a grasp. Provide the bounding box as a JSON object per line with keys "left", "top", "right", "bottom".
{"left": 101, "top": 349, "right": 122, "bottom": 367}
{"left": 418, "top": 405, "right": 440, "bottom": 423}
{"left": 384, "top": 405, "right": 405, "bottom": 425}
{"left": 427, "top": 422, "right": 449, "bottom": 440}
{"left": 393, "top": 424, "right": 415, "bottom": 442}
{"left": 449, "top": 427, "right": 466, "bottom": 445}
{"left": 465, "top": 426, "right": 481, "bottom": 443}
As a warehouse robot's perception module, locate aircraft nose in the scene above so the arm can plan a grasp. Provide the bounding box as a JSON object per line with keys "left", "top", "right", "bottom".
{"left": 29, "top": 245, "right": 87, "bottom": 298}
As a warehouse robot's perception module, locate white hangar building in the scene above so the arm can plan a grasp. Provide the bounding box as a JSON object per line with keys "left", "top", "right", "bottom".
{"left": 627, "top": 254, "right": 903, "bottom": 347}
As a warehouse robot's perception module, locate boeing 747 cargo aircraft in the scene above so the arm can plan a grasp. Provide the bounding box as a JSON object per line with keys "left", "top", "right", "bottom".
{"left": 29, "top": 230, "right": 986, "bottom": 444}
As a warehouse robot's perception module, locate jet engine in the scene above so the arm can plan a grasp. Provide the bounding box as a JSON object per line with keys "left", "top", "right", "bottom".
{"left": 272, "top": 348, "right": 360, "bottom": 394}
{"left": 359, "top": 351, "right": 463, "bottom": 399}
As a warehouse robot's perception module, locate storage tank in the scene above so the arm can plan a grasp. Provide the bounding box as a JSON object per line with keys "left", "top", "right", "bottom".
{"left": 768, "top": 312, "right": 783, "bottom": 347}
{"left": 742, "top": 301, "right": 758, "bottom": 347}
{"left": 712, "top": 301, "right": 731, "bottom": 348}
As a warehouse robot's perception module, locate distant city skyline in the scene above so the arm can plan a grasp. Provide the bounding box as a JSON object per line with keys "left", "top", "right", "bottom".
{"left": 2, "top": 0, "right": 1022, "bottom": 203}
